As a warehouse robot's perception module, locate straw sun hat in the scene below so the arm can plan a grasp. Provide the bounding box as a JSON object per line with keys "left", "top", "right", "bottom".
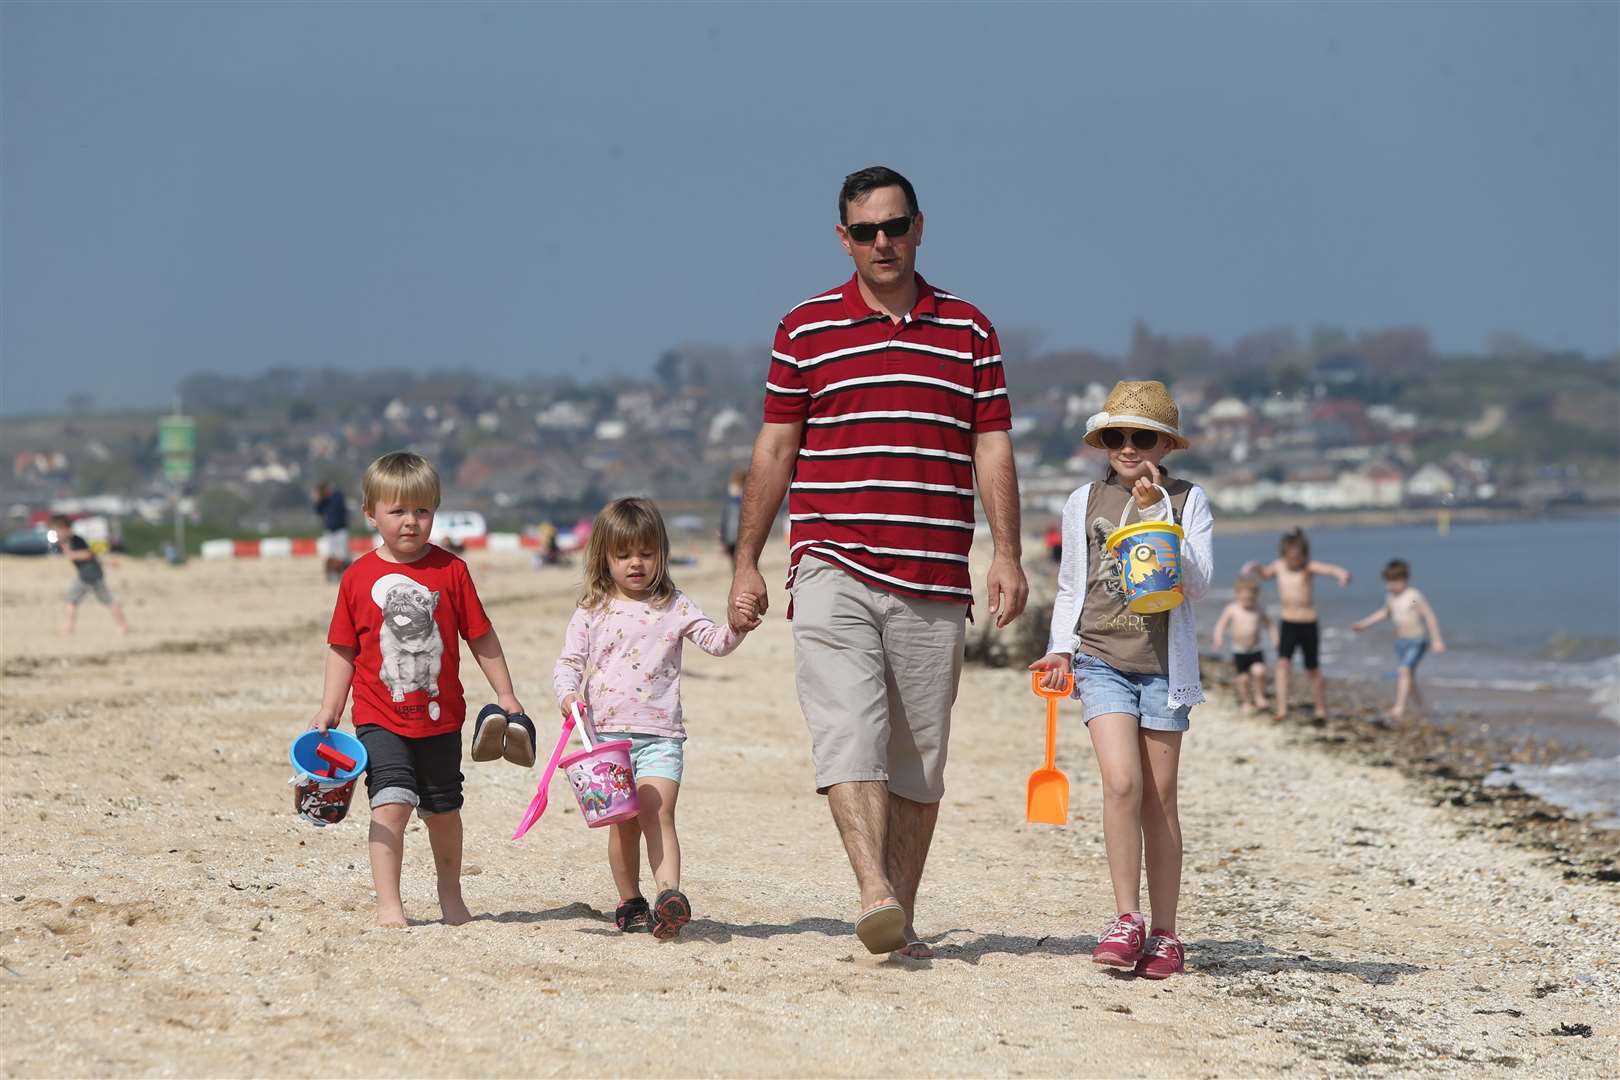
{"left": 1082, "top": 380, "right": 1190, "bottom": 451}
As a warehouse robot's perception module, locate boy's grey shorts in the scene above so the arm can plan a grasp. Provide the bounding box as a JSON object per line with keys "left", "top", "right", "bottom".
{"left": 65, "top": 579, "right": 114, "bottom": 606}
{"left": 791, "top": 557, "right": 965, "bottom": 804}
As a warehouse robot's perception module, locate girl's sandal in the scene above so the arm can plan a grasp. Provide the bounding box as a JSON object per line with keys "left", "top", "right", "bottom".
{"left": 614, "top": 897, "right": 650, "bottom": 933}
{"left": 651, "top": 889, "right": 691, "bottom": 940}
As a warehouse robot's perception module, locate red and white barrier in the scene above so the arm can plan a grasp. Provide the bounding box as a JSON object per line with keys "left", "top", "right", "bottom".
{"left": 199, "top": 533, "right": 538, "bottom": 560}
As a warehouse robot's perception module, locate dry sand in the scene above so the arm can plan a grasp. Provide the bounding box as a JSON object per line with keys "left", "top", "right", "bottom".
{"left": 1, "top": 546, "right": 1615, "bottom": 1078}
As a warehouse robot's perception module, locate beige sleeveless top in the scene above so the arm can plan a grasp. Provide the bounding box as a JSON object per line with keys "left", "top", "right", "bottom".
{"left": 1077, "top": 476, "right": 1193, "bottom": 675}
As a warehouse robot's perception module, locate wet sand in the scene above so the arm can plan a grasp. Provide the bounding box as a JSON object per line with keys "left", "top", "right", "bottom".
{"left": 1, "top": 548, "right": 1615, "bottom": 1077}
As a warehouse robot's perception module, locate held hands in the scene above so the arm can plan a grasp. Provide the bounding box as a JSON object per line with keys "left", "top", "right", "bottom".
{"left": 730, "top": 591, "right": 762, "bottom": 632}
{"left": 1027, "top": 651, "right": 1072, "bottom": 693}
{"left": 1132, "top": 461, "right": 1164, "bottom": 511}
{"left": 728, "top": 565, "right": 768, "bottom": 632}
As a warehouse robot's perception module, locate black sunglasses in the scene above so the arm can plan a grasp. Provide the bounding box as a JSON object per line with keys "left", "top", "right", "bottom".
{"left": 845, "top": 215, "right": 915, "bottom": 244}
{"left": 1099, "top": 428, "right": 1161, "bottom": 451}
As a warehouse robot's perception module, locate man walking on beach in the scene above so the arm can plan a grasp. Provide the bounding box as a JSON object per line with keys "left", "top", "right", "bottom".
{"left": 728, "top": 166, "right": 1027, "bottom": 957}
{"left": 312, "top": 481, "right": 350, "bottom": 583}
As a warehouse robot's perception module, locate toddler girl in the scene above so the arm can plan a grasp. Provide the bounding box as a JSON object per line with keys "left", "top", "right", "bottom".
{"left": 1029, "top": 380, "right": 1214, "bottom": 979}
{"left": 553, "top": 497, "right": 758, "bottom": 939}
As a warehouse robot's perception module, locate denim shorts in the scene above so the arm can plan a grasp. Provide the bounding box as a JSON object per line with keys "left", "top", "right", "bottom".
{"left": 1072, "top": 653, "right": 1192, "bottom": 732}
{"left": 621, "top": 732, "right": 684, "bottom": 784}
{"left": 1394, "top": 637, "right": 1429, "bottom": 670}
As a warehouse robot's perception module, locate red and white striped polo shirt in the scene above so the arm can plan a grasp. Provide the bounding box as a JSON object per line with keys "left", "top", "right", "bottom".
{"left": 763, "top": 272, "right": 1012, "bottom": 604}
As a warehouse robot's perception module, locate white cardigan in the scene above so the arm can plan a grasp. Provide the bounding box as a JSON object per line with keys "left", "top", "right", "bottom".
{"left": 1045, "top": 481, "right": 1215, "bottom": 708}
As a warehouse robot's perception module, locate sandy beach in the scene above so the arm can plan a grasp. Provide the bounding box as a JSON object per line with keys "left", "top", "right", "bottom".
{"left": 1, "top": 547, "right": 1615, "bottom": 1078}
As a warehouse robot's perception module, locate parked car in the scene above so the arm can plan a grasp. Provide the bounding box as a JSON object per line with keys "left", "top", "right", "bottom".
{"left": 0, "top": 526, "right": 52, "bottom": 556}
{"left": 431, "top": 510, "right": 488, "bottom": 547}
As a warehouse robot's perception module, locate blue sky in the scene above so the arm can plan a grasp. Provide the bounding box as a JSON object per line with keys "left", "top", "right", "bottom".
{"left": 2, "top": 1, "right": 1615, "bottom": 415}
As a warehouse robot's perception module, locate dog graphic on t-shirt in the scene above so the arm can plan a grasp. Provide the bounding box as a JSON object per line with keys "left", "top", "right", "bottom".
{"left": 377, "top": 582, "right": 444, "bottom": 702}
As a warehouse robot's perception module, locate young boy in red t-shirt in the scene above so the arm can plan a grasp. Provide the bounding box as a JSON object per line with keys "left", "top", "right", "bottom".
{"left": 309, "top": 451, "right": 528, "bottom": 927}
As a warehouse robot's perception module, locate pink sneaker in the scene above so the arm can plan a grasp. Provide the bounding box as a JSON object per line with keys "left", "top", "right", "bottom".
{"left": 1133, "top": 929, "right": 1185, "bottom": 979}
{"left": 1091, "top": 912, "right": 1147, "bottom": 967}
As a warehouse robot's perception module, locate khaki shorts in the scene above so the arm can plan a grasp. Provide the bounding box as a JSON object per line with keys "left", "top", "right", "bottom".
{"left": 65, "top": 578, "right": 114, "bottom": 606}
{"left": 791, "top": 557, "right": 966, "bottom": 803}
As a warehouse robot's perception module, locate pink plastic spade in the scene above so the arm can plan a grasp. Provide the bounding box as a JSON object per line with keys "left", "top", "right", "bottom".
{"left": 511, "top": 707, "right": 579, "bottom": 840}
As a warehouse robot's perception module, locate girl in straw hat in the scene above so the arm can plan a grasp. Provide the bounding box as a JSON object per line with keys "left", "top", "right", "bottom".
{"left": 1029, "top": 380, "right": 1214, "bottom": 980}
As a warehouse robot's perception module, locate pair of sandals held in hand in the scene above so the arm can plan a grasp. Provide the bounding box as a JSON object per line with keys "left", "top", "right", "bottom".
{"left": 471, "top": 705, "right": 537, "bottom": 766}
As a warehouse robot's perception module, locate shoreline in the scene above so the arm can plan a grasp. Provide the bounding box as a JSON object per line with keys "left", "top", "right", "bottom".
{"left": 1207, "top": 502, "right": 1617, "bottom": 537}
{"left": 1206, "top": 662, "right": 1620, "bottom": 886}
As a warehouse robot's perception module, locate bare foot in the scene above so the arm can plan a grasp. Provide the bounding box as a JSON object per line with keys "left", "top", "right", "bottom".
{"left": 440, "top": 897, "right": 472, "bottom": 926}
{"left": 1272, "top": 709, "right": 1288, "bottom": 722}
{"left": 376, "top": 909, "right": 408, "bottom": 929}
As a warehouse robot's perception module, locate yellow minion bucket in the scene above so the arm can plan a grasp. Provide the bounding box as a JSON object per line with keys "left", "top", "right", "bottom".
{"left": 1105, "top": 519, "right": 1186, "bottom": 614}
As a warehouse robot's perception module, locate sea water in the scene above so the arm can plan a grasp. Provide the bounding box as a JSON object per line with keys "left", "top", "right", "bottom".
{"left": 1209, "top": 515, "right": 1620, "bottom": 825}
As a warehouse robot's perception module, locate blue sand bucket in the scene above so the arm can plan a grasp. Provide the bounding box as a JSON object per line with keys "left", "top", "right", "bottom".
{"left": 1103, "top": 483, "right": 1186, "bottom": 615}
{"left": 288, "top": 729, "right": 368, "bottom": 827}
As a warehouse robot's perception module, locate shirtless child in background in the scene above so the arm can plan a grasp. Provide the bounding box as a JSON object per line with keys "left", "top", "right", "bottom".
{"left": 1211, "top": 576, "right": 1273, "bottom": 712}
{"left": 1242, "top": 528, "right": 1350, "bottom": 720}
{"left": 1353, "top": 558, "right": 1446, "bottom": 720}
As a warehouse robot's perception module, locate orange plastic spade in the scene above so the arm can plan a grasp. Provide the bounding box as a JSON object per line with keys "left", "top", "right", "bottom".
{"left": 1027, "top": 669, "right": 1074, "bottom": 825}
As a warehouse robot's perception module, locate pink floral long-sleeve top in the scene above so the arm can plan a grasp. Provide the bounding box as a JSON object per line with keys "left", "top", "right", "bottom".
{"left": 552, "top": 591, "right": 744, "bottom": 738}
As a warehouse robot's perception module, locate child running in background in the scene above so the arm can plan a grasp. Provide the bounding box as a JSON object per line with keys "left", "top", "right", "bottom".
{"left": 553, "top": 497, "right": 760, "bottom": 941}
{"left": 51, "top": 514, "right": 129, "bottom": 635}
{"left": 1211, "top": 575, "right": 1273, "bottom": 713}
{"left": 1242, "top": 528, "right": 1350, "bottom": 721}
{"left": 1029, "top": 380, "right": 1214, "bottom": 980}
{"left": 310, "top": 451, "right": 530, "bottom": 928}
{"left": 1353, "top": 558, "right": 1447, "bottom": 720}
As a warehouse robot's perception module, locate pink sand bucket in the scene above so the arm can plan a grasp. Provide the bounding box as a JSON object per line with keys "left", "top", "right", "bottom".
{"left": 559, "top": 738, "right": 639, "bottom": 827}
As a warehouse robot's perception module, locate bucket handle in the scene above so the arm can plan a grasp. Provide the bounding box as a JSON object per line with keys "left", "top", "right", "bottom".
{"left": 570, "top": 702, "right": 595, "bottom": 752}
{"left": 1115, "top": 482, "right": 1175, "bottom": 533}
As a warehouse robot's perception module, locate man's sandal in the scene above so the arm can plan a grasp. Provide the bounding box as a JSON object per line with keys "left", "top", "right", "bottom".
{"left": 855, "top": 899, "right": 907, "bottom": 954}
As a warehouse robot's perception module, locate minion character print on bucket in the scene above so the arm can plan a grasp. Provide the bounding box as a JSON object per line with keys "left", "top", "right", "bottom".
{"left": 1108, "top": 521, "right": 1186, "bottom": 615}
{"left": 1128, "top": 540, "right": 1176, "bottom": 594}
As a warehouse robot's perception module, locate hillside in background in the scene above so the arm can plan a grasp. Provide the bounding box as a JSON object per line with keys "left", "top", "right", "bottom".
{"left": 3, "top": 323, "right": 1615, "bottom": 551}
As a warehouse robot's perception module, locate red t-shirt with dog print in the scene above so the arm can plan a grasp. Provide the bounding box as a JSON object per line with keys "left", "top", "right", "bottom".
{"left": 328, "top": 546, "right": 493, "bottom": 738}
